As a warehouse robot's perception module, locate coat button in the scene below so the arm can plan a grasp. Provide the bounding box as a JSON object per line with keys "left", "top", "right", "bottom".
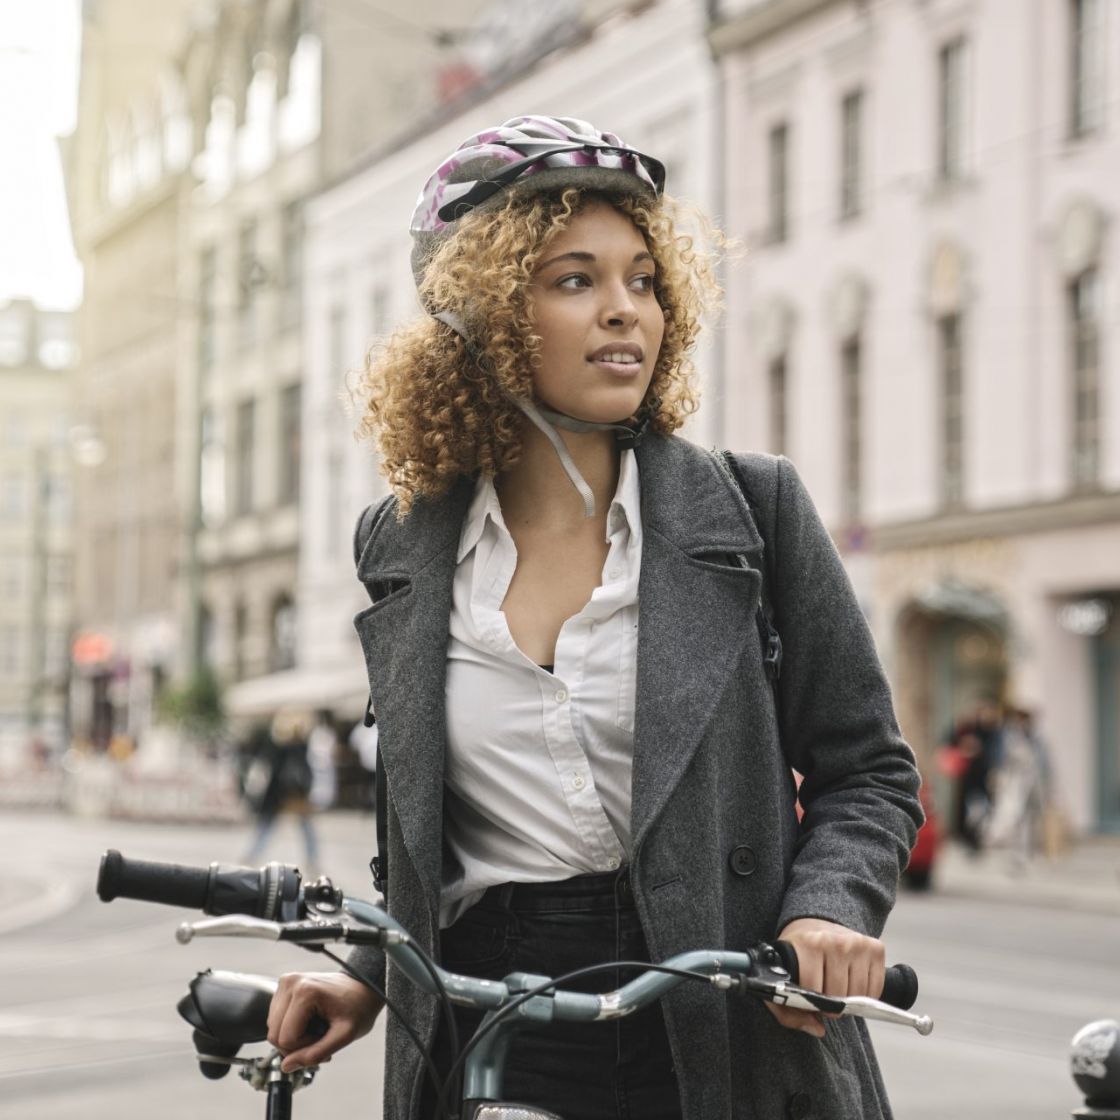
{"left": 787, "top": 1090, "right": 812, "bottom": 1119}
{"left": 728, "top": 845, "right": 757, "bottom": 877}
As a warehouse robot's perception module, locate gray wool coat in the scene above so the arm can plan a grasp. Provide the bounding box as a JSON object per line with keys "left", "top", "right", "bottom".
{"left": 347, "top": 433, "right": 923, "bottom": 1120}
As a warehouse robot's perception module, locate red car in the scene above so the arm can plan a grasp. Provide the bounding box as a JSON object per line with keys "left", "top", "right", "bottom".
{"left": 902, "top": 781, "right": 941, "bottom": 890}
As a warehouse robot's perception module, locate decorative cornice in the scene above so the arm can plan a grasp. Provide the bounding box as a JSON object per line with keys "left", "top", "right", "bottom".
{"left": 871, "top": 490, "right": 1120, "bottom": 551}
{"left": 708, "top": 0, "right": 844, "bottom": 57}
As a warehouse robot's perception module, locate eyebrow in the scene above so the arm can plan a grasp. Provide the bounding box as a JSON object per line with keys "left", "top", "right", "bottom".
{"left": 536, "top": 249, "right": 655, "bottom": 271}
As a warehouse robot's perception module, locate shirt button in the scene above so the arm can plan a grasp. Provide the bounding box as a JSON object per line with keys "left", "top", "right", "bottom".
{"left": 606, "top": 856, "right": 621, "bottom": 870}
{"left": 572, "top": 774, "right": 586, "bottom": 790}
{"left": 608, "top": 567, "right": 622, "bottom": 580}
{"left": 555, "top": 688, "right": 568, "bottom": 703}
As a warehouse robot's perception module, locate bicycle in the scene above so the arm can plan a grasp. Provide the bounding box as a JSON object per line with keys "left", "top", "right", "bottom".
{"left": 97, "top": 849, "right": 933, "bottom": 1120}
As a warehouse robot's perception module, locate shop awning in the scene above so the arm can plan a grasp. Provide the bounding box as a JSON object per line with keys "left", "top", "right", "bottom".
{"left": 224, "top": 665, "right": 369, "bottom": 720}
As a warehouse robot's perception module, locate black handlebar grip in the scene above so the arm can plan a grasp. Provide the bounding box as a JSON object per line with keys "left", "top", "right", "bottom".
{"left": 772, "top": 940, "right": 919, "bottom": 1011}
{"left": 879, "top": 963, "right": 918, "bottom": 1011}
{"left": 98, "top": 849, "right": 211, "bottom": 910}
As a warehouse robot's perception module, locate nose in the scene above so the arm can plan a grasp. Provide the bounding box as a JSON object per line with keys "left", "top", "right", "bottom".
{"left": 600, "top": 281, "right": 639, "bottom": 329}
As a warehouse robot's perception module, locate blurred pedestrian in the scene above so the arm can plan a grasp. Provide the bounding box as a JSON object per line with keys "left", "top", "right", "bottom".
{"left": 956, "top": 700, "right": 1005, "bottom": 854}
{"left": 986, "top": 705, "right": 1050, "bottom": 863}
{"left": 242, "top": 707, "right": 320, "bottom": 873}
{"left": 307, "top": 709, "right": 339, "bottom": 812}
{"left": 348, "top": 717, "right": 379, "bottom": 813}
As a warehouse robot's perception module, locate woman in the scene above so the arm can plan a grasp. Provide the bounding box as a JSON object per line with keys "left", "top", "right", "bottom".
{"left": 267, "top": 116, "right": 923, "bottom": 1120}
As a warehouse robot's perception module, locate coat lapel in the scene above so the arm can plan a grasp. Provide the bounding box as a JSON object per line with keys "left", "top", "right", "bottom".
{"left": 630, "top": 437, "right": 765, "bottom": 848}
{"left": 352, "top": 437, "right": 766, "bottom": 891}
{"left": 353, "top": 479, "right": 473, "bottom": 903}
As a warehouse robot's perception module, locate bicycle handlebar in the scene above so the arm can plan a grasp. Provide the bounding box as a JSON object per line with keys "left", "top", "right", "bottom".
{"left": 97, "top": 851, "right": 932, "bottom": 1035}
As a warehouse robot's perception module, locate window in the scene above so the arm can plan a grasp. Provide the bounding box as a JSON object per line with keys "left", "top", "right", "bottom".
{"left": 0, "top": 627, "right": 19, "bottom": 675}
{"left": 329, "top": 304, "right": 348, "bottom": 378}
{"left": 45, "top": 475, "right": 70, "bottom": 523}
{"left": 325, "top": 447, "right": 344, "bottom": 558}
{"left": 269, "top": 594, "right": 297, "bottom": 671}
{"left": 2, "top": 473, "right": 25, "bottom": 518}
{"left": 839, "top": 90, "right": 864, "bottom": 221}
{"left": 1070, "top": 0, "right": 1104, "bottom": 137}
{"left": 237, "top": 220, "right": 260, "bottom": 348}
{"left": 2, "top": 559, "right": 21, "bottom": 600}
{"left": 937, "top": 38, "right": 967, "bottom": 181}
{"left": 197, "top": 602, "right": 215, "bottom": 668}
{"left": 939, "top": 314, "right": 964, "bottom": 507}
{"left": 841, "top": 338, "right": 862, "bottom": 522}
{"left": 46, "top": 555, "right": 71, "bottom": 597}
{"left": 199, "top": 406, "right": 226, "bottom": 527}
{"left": 233, "top": 599, "right": 248, "bottom": 680}
{"left": 198, "top": 246, "right": 216, "bottom": 376}
{"left": 280, "top": 200, "right": 304, "bottom": 329}
{"left": 370, "top": 283, "right": 390, "bottom": 338}
{"left": 768, "top": 123, "right": 790, "bottom": 243}
{"left": 769, "top": 356, "right": 787, "bottom": 456}
{"left": 1070, "top": 269, "right": 1100, "bottom": 489}
{"left": 278, "top": 383, "right": 301, "bottom": 506}
{"left": 235, "top": 398, "right": 256, "bottom": 516}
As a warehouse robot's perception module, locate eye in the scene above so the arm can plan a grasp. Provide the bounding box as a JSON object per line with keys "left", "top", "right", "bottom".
{"left": 557, "top": 273, "right": 592, "bottom": 290}
{"left": 629, "top": 274, "right": 656, "bottom": 293}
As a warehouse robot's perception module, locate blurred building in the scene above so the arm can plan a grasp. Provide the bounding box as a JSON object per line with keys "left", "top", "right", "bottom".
{"left": 711, "top": 0, "right": 1119, "bottom": 833}
{"left": 0, "top": 301, "right": 77, "bottom": 766}
{"left": 302, "top": 0, "right": 719, "bottom": 727}
{"left": 65, "top": 0, "right": 198, "bottom": 751}
{"left": 176, "top": 0, "right": 496, "bottom": 724}
{"left": 64, "top": 0, "right": 498, "bottom": 746}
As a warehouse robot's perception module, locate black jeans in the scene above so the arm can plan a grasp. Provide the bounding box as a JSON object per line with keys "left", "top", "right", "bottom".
{"left": 420, "top": 869, "right": 682, "bottom": 1120}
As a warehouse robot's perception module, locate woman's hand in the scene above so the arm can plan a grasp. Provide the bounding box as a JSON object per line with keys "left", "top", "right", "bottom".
{"left": 765, "top": 917, "right": 885, "bottom": 1039}
{"left": 267, "top": 971, "right": 384, "bottom": 1072}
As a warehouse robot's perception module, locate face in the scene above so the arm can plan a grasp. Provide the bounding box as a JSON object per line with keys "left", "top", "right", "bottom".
{"left": 527, "top": 201, "right": 665, "bottom": 425}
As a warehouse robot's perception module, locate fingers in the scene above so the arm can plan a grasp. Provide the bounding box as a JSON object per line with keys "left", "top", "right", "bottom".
{"left": 768, "top": 918, "right": 886, "bottom": 1038}
{"left": 280, "top": 1018, "right": 354, "bottom": 1073}
{"left": 765, "top": 1000, "right": 825, "bottom": 1038}
{"left": 267, "top": 972, "right": 383, "bottom": 1073}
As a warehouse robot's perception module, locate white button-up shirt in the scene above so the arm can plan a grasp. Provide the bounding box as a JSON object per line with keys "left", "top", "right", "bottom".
{"left": 440, "top": 451, "right": 642, "bottom": 928}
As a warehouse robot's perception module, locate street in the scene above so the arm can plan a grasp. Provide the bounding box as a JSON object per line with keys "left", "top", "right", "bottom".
{"left": 1, "top": 808, "right": 1117, "bottom": 1120}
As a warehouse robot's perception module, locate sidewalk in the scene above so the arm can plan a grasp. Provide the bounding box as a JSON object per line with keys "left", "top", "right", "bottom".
{"left": 929, "top": 835, "right": 1120, "bottom": 915}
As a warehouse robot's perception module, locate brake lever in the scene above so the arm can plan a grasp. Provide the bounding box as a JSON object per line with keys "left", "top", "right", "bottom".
{"left": 736, "top": 975, "right": 933, "bottom": 1035}
{"left": 176, "top": 914, "right": 389, "bottom": 947}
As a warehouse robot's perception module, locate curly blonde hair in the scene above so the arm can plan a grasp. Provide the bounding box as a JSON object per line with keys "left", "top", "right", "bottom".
{"left": 352, "top": 188, "right": 723, "bottom": 514}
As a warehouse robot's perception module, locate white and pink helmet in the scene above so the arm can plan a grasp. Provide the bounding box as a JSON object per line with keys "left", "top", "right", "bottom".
{"left": 408, "top": 115, "right": 667, "bottom": 516}
{"left": 409, "top": 114, "right": 665, "bottom": 289}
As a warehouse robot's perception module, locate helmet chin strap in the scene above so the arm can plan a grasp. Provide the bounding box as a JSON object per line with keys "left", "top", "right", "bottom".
{"left": 433, "top": 310, "right": 651, "bottom": 518}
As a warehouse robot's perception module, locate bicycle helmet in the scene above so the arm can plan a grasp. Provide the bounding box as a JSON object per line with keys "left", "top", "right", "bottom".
{"left": 409, "top": 115, "right": 667, "bottom": 516}
{"left": 410, "top": 115, "right": 665, "bottom": 291}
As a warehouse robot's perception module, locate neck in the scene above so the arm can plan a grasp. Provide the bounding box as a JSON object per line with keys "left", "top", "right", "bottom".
{"left": 497, "top": 423, "right": 620, "bottom": 529}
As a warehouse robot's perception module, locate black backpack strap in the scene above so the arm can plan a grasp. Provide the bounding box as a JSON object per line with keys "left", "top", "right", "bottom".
{"left": 362, "top": 694, "right": 388, "bottom": 901}
{"left": 719, "top": 450, "right": 783, "bottom": 686}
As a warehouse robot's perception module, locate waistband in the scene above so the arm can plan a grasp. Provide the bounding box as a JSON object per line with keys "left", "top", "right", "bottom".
{"left": 478, "top": 867, "right": 633, "bottom": 912}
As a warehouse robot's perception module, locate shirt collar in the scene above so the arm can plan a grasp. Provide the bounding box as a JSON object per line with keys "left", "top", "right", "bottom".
{"left": 457, "top": 474, "right": 506, "bottom": 563}
{"left": 456, "top": 448, "right": 642, "bottom": 562}
{"left": 606, "top": 448, "right": 641, "bottom": 542}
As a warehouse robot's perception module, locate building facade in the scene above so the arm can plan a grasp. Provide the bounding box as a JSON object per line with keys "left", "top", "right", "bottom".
{"left": 0, "top": 302, "right": 77, "bottom": 765}
{"left": 301, "top": 0, "right": 720, "bottom": 726}
{"left": 711, "top": 0, "right": 1120, "bottom": 833}
{"left": 177, "top": 0, "right": 501, "bottom": 721}
{"left": 66, "top": 0, "right": 198, "bottom": 751}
